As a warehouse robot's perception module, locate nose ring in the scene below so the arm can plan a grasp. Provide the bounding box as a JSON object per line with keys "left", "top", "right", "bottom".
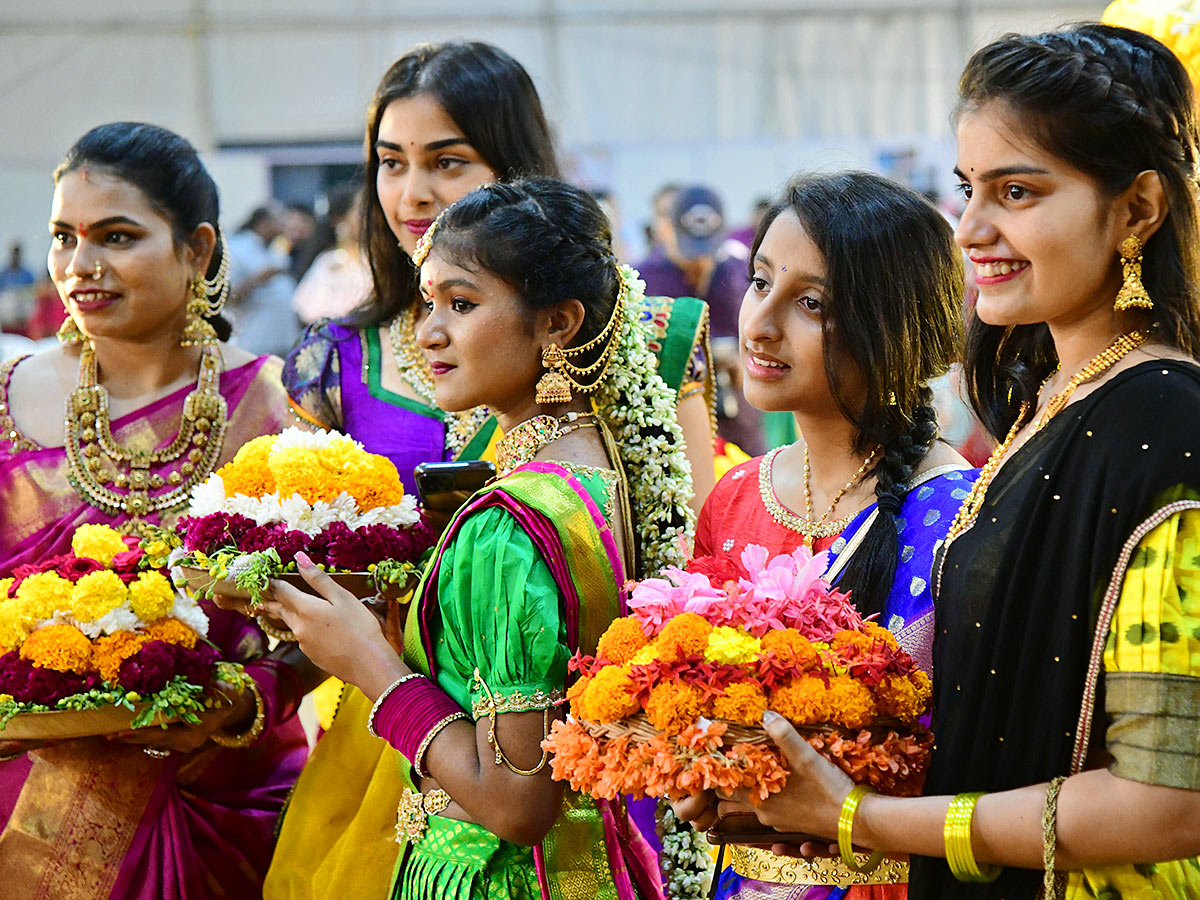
{"left": 92, "top": 261, "right": 104, "bottom": 279}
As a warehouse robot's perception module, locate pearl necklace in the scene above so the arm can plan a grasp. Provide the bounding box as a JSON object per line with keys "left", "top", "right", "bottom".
{"left": 942, "top": 330, "right": 1147, "bottom": 548}
{"left": 64, "top": 341, "right": 228, "bottom": 532}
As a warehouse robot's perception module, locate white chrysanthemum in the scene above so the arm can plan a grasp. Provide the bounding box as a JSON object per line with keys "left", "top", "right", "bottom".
{"left": 168, "top": 594, "right": 209, "bottom": 638}
{"left": 226, "top": 492, "right": 285, "bottom": 526}
{"left": 355, "top": 494, "right": 420, "bottom": 528}
{"left": 270, "top": 426, "right": 363, "bottom": 454}
{"left": 187, "top": 474, "right": 227, "bottom": 517}
{"left": 92, "top": 605, "right": 141, "bottom": 637}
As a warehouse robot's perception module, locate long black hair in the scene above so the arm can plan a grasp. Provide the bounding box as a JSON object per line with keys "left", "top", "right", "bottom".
{"left": 752, "top": 172, "right": 964, "bottom": 617}
{"left": 354, "top": 41, "right": 560, "bottom": 329}
{"left": 54, "top": 122, "right": 232, "bottom": 341}
{"left": 957, "top": 23, "right": 1200, "bottom": 439}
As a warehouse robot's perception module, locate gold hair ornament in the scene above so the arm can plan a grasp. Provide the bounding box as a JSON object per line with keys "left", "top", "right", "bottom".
{"left": 1114, "top": 234, "right": 1153, "bottom": 311}
{"left": 411, "top": 207, "right": 451, "bottom": 267}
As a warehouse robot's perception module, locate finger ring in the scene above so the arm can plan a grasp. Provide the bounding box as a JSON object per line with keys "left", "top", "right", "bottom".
{"left": 142, "top": 747, "right": 171, "bottom": 759}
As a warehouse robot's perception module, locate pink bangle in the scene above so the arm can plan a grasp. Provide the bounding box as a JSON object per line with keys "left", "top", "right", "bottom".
{"left": 369, "top": 676, "right": 466, "bottom": 771}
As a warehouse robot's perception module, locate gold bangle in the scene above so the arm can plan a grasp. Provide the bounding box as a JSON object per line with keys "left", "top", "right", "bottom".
{"left": 412, "top": 711, "right": 468, "bottom": 778}
{"left": 1043, "top": 776, "right": 1067, "bottom": 900}
{"left": 944, "top": 792, "right": 1001, "bottom": 883}
{"left": 255, "top": 614, "right": 296, "bottom": 643}
{"left": 210, "top": 676, "right": 266, "bottom": 748}
{"left": 837, "top": 784, "right": 884, "bottom": 874}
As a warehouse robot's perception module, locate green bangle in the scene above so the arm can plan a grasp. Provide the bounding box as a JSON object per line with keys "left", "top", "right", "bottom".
{"left": 837, "top": 784, "right": 884, "bottom": 875}
{"left": 944, "top": 792, "right": 1002, "bottom": 883}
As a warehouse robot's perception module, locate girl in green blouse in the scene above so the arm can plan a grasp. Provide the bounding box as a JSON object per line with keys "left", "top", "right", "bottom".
{"left": 265, "top": 178, "right": 694, "bottom": 900}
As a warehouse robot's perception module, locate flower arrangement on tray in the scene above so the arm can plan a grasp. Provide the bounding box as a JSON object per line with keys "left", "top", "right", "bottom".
{"left": 0, "top": 523, "right": 242, "bottom": 736}
{"left": 543, "top": 544, "right": 933, "bottom": 805}
{"left": 175, "top": 428, "right": 436, "bottom": 607}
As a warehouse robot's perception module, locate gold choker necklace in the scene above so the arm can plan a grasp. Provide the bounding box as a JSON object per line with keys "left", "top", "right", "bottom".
{"left": 495, "top": 412, "right": 596, "bottom": 476}
{"left": 64, "top": 341, "right": 228, "bottom": 532}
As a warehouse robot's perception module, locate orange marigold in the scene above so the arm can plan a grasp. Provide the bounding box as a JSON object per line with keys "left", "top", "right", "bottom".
{"left": 597, "top": 616, "right": 649, "bottom": 665}
{"left": 142, "top": 617, "right": 198, "bottom": 649}
{"left": 826, "top": 674, "right": 877, "bottom": 730}
{"left": 654, "top": 612, "right": 712, "bottom": 662}
{"left": 874, "top": 672, "right": 927, "bottom": 723}
{"left": 769, "top": 675, "right": 834, "bottom": 725}
{"left": 861, "top": 620, "right": 899, "bottom": 650}
{"left": 581, "top": 665, "right": 640, "bottom": 722}
{"left": 830, "top": 629, "right": 874, "bottom": 654}
{"left": 760, "top": 629, "right": 820, "bottom": 667}
{"left": 644, "top": 681, "right": 706, "bottom": 734}
{"left": 712, "top": 681, "right": 768, "bottom": 726}
{"left": 93, "top": 631, "right": 151, "bottom": 684}
{"left": 340, "top": 457, "right": 406, "bottom": 510}
{"left": 19, "top": 624, "right": 92, "bottom": 674}
{"left": 217, "top": 435, "right": 278, "bottom": 497}
{"left": 567, "top": 675, "right": 591, "bottom": 719}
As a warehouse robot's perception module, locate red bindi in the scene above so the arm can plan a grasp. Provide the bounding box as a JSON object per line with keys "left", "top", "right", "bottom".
{"left": 77, "top": 224, "right": 90, "bottom": 237}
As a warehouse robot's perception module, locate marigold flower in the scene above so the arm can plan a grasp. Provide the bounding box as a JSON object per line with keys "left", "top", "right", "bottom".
{"left": 826, "top": 675, "right": 877, "bottom": 730}
{"left": 70, "top": 524, "right": 129, "bottom": 566}
{"left": 0, "top": 578, "right": 12, "bottom": 600}
{"left": 70, "top": 571, "right": 128, "bottom": 622}
{"left": 0, "top": 600, "right": 37, "bottom": 654}
{"left": 128, "top": 572, "right": 175, "bottom": 622}
{"left": 630, "top": 644, "right": 659, "bottom": 666}
{"left": 93, "top": 630, "right": 152, "bottom": 684}
{"left": 712, "top": 681, "right": 768, "bottom": 725}
{"left": 873, "top": 672, "right": 927, "bottom": 722}
{"left": 142, "top": 617, "right": 198, "bottom": 649}
{"left": 703, "top": 626, "right": 762, "bottom": 666}
{"left": 15, "top": 571, "right": 75, "bottom": 619}
{"left": 217, "top": 435, "right": 278, "bottom": 497}
{"left": 581, "top": 665, "right": 640, "bottom": 722}
{"left": 567, "top": 675, "right": 591, "bottom": 719}
{"left": 769, "top": 675, "right": 834, "bottom": 725}
{"left": 861, "top": 620, "right": 899, "bottom": 649}
{"left": 339, "top": 457, "right": 407, "bottom": 510}
{"left": 645, "top": 681, "right": 706, "bottom": 734}
{"left": 19, "top": 624, "right": 93, "bottom": 674}
{"left": 760, "top": 629, "right": 820, "bottom": 668}
{"left": 596, "top": 616, "right": 649, "bottom": 665}
{"left": 655, "top": 612, "right": 712, "bottom": 662}
{"left": 830, "top": 629, "right": 874, "bottom": 654}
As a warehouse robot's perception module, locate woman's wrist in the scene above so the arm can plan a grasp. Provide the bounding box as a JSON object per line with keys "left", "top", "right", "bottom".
{"left": 357, "top": 644, "right": 411, "bottom": 701}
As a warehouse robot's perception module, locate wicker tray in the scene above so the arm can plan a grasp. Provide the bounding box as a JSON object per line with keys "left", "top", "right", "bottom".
{"left": 0, "top": 704, "right": 176, "bottom": 740}
{"left": 177, "top": 567, "right": 414, "bottom": 604}
{"left": 581, "top": 713, "right": 912, "bottom": 746}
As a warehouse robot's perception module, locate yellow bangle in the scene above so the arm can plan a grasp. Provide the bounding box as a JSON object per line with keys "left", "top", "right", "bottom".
{"left": 944, "top": 792, "right": 1001, "bottom": 883}
{"left": 837, "top": 784, "right": 884, "bottom": 874}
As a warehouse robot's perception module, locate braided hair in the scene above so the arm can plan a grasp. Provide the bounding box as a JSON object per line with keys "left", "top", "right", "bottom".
{"left": 752, "top": 172, "right": 963, "bottom": 617}
{"left": 429, "top": 178, "right": 694, "bottom": 576}
{"left": 957, "top": 23, "right": 1200, "bottom": 439}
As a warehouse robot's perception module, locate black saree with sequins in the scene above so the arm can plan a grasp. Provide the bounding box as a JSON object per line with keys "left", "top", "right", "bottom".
{"left": 910, "top": 359, "right": 1200, "bottom": 900}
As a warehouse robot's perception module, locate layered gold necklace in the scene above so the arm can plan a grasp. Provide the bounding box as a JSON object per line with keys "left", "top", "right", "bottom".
{"left": 64, "top": 340, "right": 228, "bottom": 533}
{"left": 495, "top": 412, "right": 596, "bottom": 476}
{"left": 387, "top": 307, "right": 492, "bottom": 456}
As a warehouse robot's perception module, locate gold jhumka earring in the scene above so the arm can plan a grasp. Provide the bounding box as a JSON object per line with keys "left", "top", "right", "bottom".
{"left": 1114, "top": 234, "right": 1153, "bottom": 312}
{"left": 535, "top": 344, "right": 574, "bottom": 404}
{"left": 533, "top": 272, "right": 629, "bottom": 406}
{"left": 181, "top": 234, "right": 232, "bottom": 347}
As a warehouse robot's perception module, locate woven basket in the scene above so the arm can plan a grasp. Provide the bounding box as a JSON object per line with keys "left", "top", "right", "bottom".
{"left": 580, "top": 713, "right": 912, "bottom": 746}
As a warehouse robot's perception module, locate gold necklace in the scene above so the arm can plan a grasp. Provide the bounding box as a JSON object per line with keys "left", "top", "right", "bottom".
{"left": 386, "top": 308, "right": 492, "bottom": 457}
{"left": 64, "top": 341, "right": 228, "bottom": 532}
{"left": 943, "top": 330, "right": 1147, "bottom": 548}
{"left": 495, "top": 412, "right": 596, "bottom": 476}
{"left": 801, "top": 443, "right": 881, "bottom": 550}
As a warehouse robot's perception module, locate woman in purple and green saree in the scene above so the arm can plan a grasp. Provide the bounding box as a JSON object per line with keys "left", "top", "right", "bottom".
{"left": 265, "top": 179, "right": 695, "bottom": 900}
{"left": 0, "top": 123, "right": 308, "bottom": 900}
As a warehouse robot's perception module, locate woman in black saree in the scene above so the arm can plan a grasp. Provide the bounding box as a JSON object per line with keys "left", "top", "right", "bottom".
{"left": 674, "top": 22, "right": 1200, "bottom": 900}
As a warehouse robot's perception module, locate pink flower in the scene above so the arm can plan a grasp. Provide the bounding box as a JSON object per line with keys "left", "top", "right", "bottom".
{"left": 628, "top": 568, "right": 724, "bottom": 635}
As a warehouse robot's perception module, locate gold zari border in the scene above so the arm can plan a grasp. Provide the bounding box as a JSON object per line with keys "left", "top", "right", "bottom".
{"left": 729, "top": 845, "right": 908, "bottom": 886}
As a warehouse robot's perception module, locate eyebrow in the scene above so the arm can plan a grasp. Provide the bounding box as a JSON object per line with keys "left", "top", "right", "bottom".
{"left": 376, "top": 137, "right": 471, "bottom": 153}
{"left": 754, "top": 253, "right": 827, "bottom": 285}
{"left": 953, "top": 164, "right": 1051, "bottom": 182}
{"left": 50, "top": 216, "right": 143, "bottom": 231}
{"left": 433, "top": 277, "right": 479, "bottom": 292}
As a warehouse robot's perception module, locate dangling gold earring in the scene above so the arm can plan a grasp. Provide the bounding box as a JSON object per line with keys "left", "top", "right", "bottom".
{"left": 1114, "top": 235, "right": 1153, "bottom": 311}
{"left": 180, "top": 272, "right": 219, "bottom": 347}
{"left": 57, "top": 314, "right": 85, "bottom": 344}
{"left": 535, "top": 343, "right": 573, "bottom": 405}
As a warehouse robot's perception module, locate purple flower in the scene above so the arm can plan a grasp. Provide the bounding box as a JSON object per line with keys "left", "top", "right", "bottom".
{"left": 179, "top": 513, "right": 256, "bottom": 553}
{"left": 0, "top": 652, "right": 99, "bottom": 704}
{"left": 117, "top": 641, "right": 218, "bottom": 694}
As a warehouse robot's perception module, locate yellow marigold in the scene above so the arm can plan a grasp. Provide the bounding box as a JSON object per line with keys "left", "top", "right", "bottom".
{"left": 339, "top": 457, "right": 406, "bottom": 510}
{"left": 703, "top": 626, "right": 762, "bottom": 666}
{"left": 20, "top": 624, "right": 92, "bottom": 674}
{"left": 655, "top": 612, "right": 712, "bottom": 662}
{"left": 269, "top": 447, "right": 344, "bottom": 504}
{"left": 128, "top": 571, "right": 175, "bottom": 622}
{"left": 0, "top": 600, "right": 38, "bottom": 653}
{"left": 861, "top": 620, "right": 899, "bottom": 650}
{"left": 630, "top": 644, "right": 659, "bottom": 666}
{"left": 70, "top": 570, "right": 128, "bottom": 622}
{"left": 581, "top": 665, "right": 640, "bottom": 722}
{"left": 70, "top": 523, "right": 128, "bottom": 566}
{"left": 712, "top": 681, "right": 768, "bottom": 726}
{"left": 644, "top": 681, "right": 706, "bottom": 735}
{"left": 93, "top": 631, "right": 151, "bottom": 684}
{"left": 217, "top": 434, "right": 278, "bottom": 497}
{"left": 15, "top": 571, "right": 74, "bottom": 618}
{"left": 761, "top": 629, "right": 820, "bottom": 667}
{"left": 826, "top": 675, "right": 877, "bottom": 730}
{"left": 769, "top": 675, "right": 834, "bottom": 725}
{"left": 597, "top": 616, "right": 649, "bottom": 665}
{"left": 567, "top": 675, "right": 591, "bottom": 719}
{"left": 874, "top": 672, "right": 928, "bottom": 723}
{"left": 142, "top": 617, "right": 197, "bottom": 649}
{"left": 0, "top": 577, "right": 12, "bottom": 599}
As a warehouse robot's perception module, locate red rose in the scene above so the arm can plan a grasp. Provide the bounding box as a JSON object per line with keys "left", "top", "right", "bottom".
{"left": 56, "top": 555, "right": 107, "bottom": 581}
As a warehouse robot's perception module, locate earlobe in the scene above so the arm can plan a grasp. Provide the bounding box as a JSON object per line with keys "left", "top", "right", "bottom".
{"left": 1123, "top": 169, "right": 1168, "bottom": 241}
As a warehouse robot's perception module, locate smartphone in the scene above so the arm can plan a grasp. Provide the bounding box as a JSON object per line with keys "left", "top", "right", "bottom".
{"left": 415, "top": 460, "right": 497, "bottom": 513}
